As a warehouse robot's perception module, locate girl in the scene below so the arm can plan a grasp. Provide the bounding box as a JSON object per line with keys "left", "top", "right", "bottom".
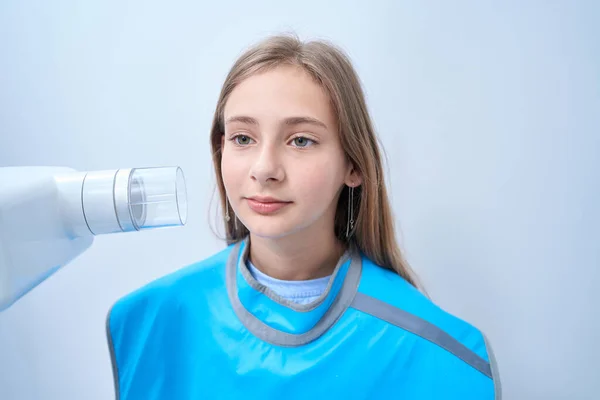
{"left": 107, "top": 34, "right": 501, "bottom": 399}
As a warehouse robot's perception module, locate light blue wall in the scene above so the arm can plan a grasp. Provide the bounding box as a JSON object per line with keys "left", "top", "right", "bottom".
{"left": 1, "top": 1, "right": 598, "bottom": 399}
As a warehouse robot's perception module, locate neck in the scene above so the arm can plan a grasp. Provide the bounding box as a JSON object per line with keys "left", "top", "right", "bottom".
{"left": 248, "top": 230, "right": 345, "bottom": 281}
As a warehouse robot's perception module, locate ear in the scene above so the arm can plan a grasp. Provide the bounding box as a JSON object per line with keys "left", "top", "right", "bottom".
{"left": 344, "top": 165, "right": 362, "bottom": 188}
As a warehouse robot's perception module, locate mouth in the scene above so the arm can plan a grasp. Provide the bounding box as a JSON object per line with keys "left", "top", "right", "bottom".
{"left": 245, "top": 196, "right": 292, "bottom": 215}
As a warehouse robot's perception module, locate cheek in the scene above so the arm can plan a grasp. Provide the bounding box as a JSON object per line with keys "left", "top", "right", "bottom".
{"left": 221, "top": 150, "right": 246, "bottom": 191}
{"left": 293, "top": 158, "right": 344, "bottom": 203}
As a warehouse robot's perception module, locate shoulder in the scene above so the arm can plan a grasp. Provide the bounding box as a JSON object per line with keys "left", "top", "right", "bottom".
{"left": 107, "top": 242, "right": 235, "bottom": 329}
{"left": 355, "top": 255, "right": 499, "bottom": 385}
{"left": 357, "top": 255, "right": 487, "bottom": 349}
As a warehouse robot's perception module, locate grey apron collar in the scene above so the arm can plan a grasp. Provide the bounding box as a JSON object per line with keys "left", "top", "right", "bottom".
{"left": 226, "top": 238, "right": 362, "bottom": 347}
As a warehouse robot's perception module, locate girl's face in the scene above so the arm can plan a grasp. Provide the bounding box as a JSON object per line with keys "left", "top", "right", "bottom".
{"left": 221, "top": 65, "right": 359, "bottom": 240}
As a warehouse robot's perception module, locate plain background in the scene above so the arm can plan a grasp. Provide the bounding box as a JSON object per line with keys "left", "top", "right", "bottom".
{"left": 1, "top": 1, "right": 598, "bottom": 399}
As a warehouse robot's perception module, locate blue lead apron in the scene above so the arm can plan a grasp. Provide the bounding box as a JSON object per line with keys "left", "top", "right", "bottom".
{"left": 107, "top": 238, "right": 501, "bottom": 399}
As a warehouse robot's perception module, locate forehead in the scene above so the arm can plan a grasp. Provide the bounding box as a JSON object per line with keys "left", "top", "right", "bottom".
{"left": 223, "top": 65, "right": 336, "bottom": 127}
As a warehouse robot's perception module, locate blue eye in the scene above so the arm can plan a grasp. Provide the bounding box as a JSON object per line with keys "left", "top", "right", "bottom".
{"left": 291, "top": 137, "right": 314, "bottom": 148}
{"left": 233, "top": 135, "right": 253, "bottom": 145}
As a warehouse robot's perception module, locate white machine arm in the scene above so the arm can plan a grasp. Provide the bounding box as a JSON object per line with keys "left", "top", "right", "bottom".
{"left": 0, "top": 166, "right": 187, "bottom": 311}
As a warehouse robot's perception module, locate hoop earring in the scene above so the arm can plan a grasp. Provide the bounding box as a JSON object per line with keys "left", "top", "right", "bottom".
{"left": 346, "top": 185, "right": 355, "bottom": 238}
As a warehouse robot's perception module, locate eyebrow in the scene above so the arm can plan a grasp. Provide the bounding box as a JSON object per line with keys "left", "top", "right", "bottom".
{"left": 225, "top": 115, "right": 328, "bottom": 130}
{"left": 225, "top": 115, "right": 258, "bottom": 126}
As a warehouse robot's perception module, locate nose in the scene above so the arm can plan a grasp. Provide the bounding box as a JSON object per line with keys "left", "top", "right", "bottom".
{"left": 249, "top": 144, "right": 285, "bottom": 184}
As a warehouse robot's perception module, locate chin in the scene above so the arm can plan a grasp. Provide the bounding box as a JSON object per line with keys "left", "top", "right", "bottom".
{"left": 240, "top": 214, "right": 304, "bottom": 240}
{"left": 244, "top": 222, "right": 295, "bottom": 239}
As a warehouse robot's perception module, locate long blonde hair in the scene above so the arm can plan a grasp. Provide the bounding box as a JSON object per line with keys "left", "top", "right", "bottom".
{"left": 209, "top": 34, "right": 420, "bottom": 289}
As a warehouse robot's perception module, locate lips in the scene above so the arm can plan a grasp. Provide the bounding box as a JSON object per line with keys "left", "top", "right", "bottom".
{"left": 245, "top": 196, "right": 292, "bottom": 215}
